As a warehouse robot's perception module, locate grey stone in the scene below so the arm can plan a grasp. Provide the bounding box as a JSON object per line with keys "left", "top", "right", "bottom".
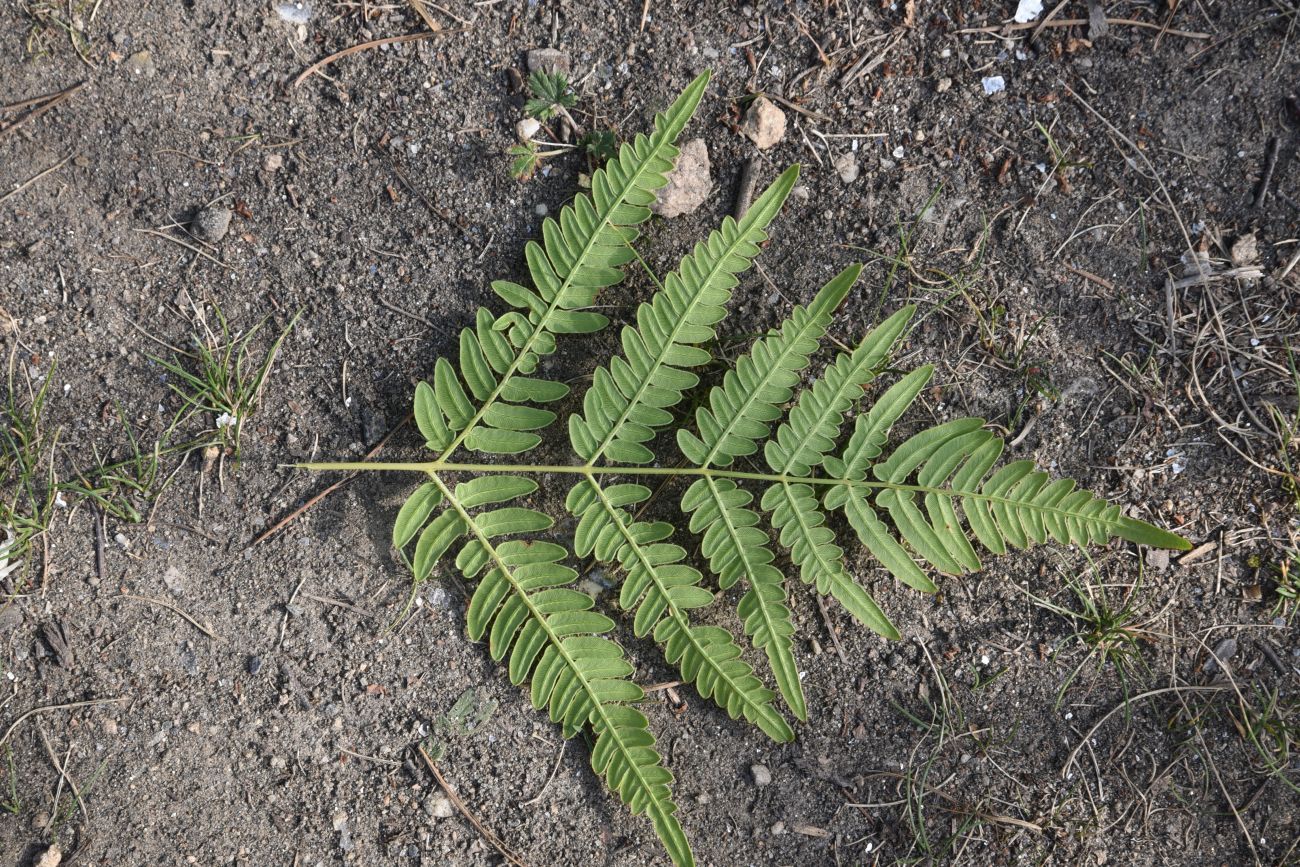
{"left": 192, "top": 206, "right": 232, "bottom": 243}
{"left": 527, "top": 48, "right": 569, "bottom": 76}
{"left": 1145, "top": 547, "right": 1170, "bottom": 572}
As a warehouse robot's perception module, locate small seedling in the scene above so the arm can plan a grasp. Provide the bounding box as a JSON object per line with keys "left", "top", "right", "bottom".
{"left": 1233, "top": 686, "right": 1299, "bottom": 794}
{"left": 511, "top": 71, "right": 617, "bottom": 180}
{"left": 524, "top": 71, "right": 577, "bottom": 121}
{"left": 59, "top": 405, "right": 164, "bottom": 523}
{"left": 1269, "top": 547, "right": 1298, "bottom": 623}
{"left": 153, "top": 305, "right": 300, "bottom": 459}
{"left": 1034, "top": 120, "right": 1091, "bottom": 193}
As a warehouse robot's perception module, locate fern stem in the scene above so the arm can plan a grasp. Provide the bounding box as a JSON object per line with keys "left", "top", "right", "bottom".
{"left": 302, "top": 459, "right": 1172, "bottom": 544}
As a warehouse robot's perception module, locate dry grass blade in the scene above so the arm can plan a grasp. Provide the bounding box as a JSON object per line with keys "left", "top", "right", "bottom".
{"left": 0, "top": 81, "right": 85, "bottom": 140}
{"left": 0, "top": 697, "right": 128, "bottom": 750}
{"left": 416, "top": 744, "right": 530, "bottom": 867}
{"left": 292, "top": 30, "right": 463, "bottom": 89}
{"left": 118, "top": 593, "right": 218, "bottom": 640}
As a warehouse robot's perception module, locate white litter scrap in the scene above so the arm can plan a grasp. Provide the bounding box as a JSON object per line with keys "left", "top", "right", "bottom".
{"left": 0, "top": 527, "right": 17, "bottom": 582}
{"left": 982, "top": 75, "right": 1006, "bottom": 95}
{"left": 1013, "top": 0, "right": 1043, "bottom": 23}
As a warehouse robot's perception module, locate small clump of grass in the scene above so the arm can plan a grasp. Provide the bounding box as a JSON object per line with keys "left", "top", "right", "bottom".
{"left": 153, "top": 305, "right": 300, "bottom": 460}
{"left": 0, "top": 348, "right": 57, "bottom": 583}
{"left": 1022, "top": 556, "right": 1158, "bottom": 710}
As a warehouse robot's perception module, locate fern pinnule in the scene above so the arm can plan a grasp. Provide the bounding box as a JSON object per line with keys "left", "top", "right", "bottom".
{"left": 415, "top": 71, "right": 710, "bottom": 459}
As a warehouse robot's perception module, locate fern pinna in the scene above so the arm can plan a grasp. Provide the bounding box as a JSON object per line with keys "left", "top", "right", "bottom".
{"left": 307, "top": 71, "right": 1188, "bottom": 866}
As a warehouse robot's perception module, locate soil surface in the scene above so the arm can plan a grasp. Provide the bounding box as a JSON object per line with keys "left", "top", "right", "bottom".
{"left": 2, "top": 1, "right": 1298, "bottom": 866}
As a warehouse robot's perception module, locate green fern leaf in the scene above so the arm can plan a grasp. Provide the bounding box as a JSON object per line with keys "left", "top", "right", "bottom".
{"left": 866, "top": 417, "right": 1185, "bottom": 566}
{"left": 567, "top": 478, "right": 794, "bottom": 742}
{"left": 570, "top": 165, "right": 800, "bottom": 466}
{"left": 764, "top": 298, "right": 914, "bottom": 476}
{"left": 419, "top": 72, "right": 711, "bottom": 460}
{"left": 434, "top": 477, "right": 692, "bottom": 866}
{"left": 682, "top": 477, "right": 805, "bottom": 720}
{"left": 308, "top": 74, "right": 1191, "bottom": 867}
{"left": 677, "top": 264, "right": 855, "bottom": 467}
{"left": 393, "top": 481, "right": 442, "bottom": 549}
{"left": 762, "top": 480, "right": 899, "bottom": 639}
{"left": 668, "top": 271, "right": 861, "bottom": 718}
{"left": 756, "top": 293, "right": 914, "bottom": 637}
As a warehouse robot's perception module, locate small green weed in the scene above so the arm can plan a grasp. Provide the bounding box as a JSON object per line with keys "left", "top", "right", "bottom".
{"left": 153, "top": 306, "right": 300, "bottom": 459}
{"left": 510, "top": 71, "right": 617, "bottom": 180}
{"left": 1, "top": 745, "right": 20, "bottom": 815}
{"left": 1024, "top": 559, "right": 1155, "bottom": 709}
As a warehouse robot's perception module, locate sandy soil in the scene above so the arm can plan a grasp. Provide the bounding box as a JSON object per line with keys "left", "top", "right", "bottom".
{"left": 2, "top": 1, "right": 1298, "bottom": 865}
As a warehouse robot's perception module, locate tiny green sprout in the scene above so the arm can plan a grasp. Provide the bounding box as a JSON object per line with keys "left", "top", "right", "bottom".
{"left": 524, "top": 70, "right": 577, "bottom": 120}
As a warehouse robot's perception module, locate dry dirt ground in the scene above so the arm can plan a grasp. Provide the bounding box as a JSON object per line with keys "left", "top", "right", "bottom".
{"left": 2, "top": 1, "right": 1299, "bottom": 865}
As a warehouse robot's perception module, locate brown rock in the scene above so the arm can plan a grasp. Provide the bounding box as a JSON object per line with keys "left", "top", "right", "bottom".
{"left": 651, "top": 138, "right": 711, "bottom": 218}
{"left": 742, "top": 97, "right": 786, "bottom": 150}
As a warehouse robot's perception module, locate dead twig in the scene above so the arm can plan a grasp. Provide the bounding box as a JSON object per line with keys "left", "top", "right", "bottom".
{"left": 253, "top": 415, "right": 410, "bottom": 545}
{"left": 38, "top": 726, "right": 89, "bottom": 827}
{"left": 1252, "top": 137, "right": 1280, "bottom": 209}
{"left": 133, "top": 228, "right": 233, "bottom": 272}
{"left": 815, "top": 593, "right": 849, "bottom": 665}
{"left": 519, "top": 741, "right": 565, "bottom": 806}
{"left": 118, "top": 593, "right": 218, "bottom": 640}
{"left": 416, "top": 744, "right": 530, "bottom": 867}
{"left": 293, "top": 30, "right": 462, "bottom": 89}
{"left": 1062, "top": 685, "right": 1228, "bottom": 780}
{"left": 338, "top": 746, "right": 402, "bottom": 767}
{"left": 733, "top": 157, "right": 759, "bottom": 220}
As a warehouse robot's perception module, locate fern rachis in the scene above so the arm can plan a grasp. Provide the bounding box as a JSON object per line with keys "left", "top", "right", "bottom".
{"left": 305, "top": 74, "right": 1189, "bottom": 867}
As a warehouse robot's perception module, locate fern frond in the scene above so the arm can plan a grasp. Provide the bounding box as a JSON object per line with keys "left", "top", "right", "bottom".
{"left": 308, "top": 75, "right": 1192, "bottom": 867}
{"left": 866, "top": 418, "right": 1188, "bottom": 567}
{"left": 754, "top": 294, "right": 915, "bottom": 637}
{"left": 430, "top": 476, "right": 692, "bottom": 866}
{"left": 567, "top": 478, "right": 794, "bottom": 742}
{"left": 570, "top": 166, "right": 799, "bottom": 466}
{"left": 682, "top": 477, "right": 805, "bottom": 719}
{"left": 415, "top": 72, "right": 711, "bottom": 459}
{"left": 669, "top": 272, "right": 861, "bottom": 718}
